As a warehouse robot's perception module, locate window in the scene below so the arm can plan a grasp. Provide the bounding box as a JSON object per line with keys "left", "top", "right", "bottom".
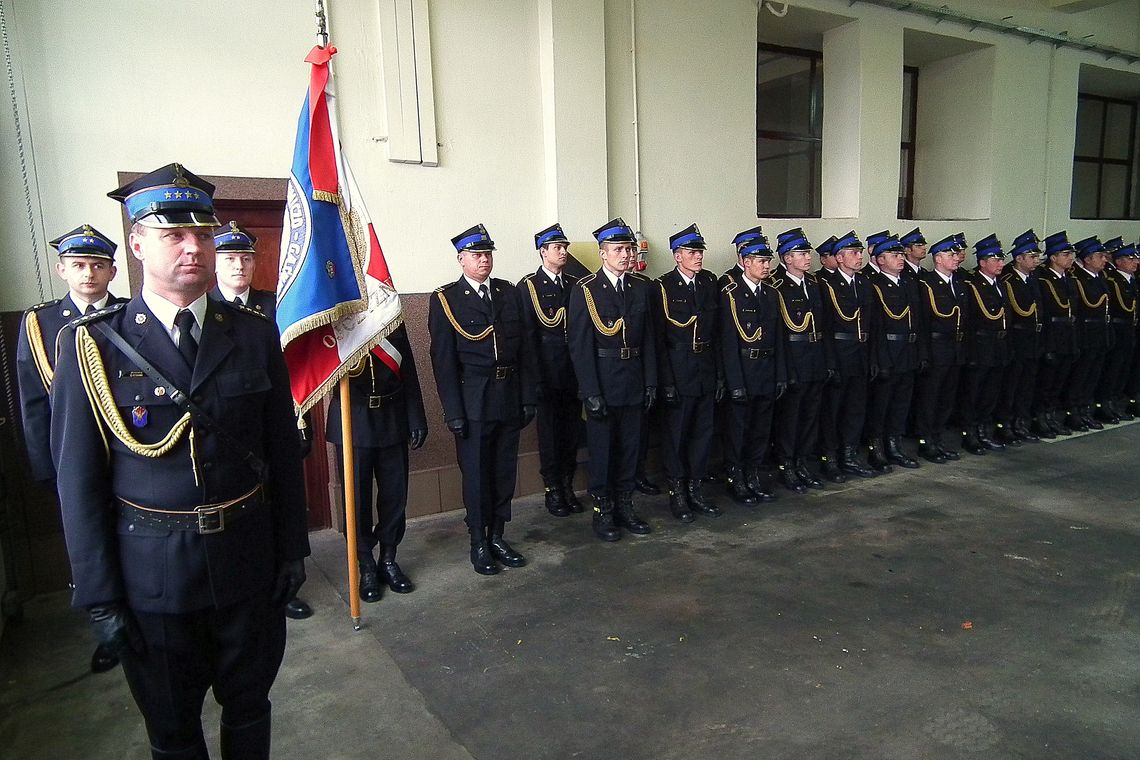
{"left": 899, "top": 66, "right": 918, "bottom": 219}
{"left": 1071, "top": 93, "right": 1138, "bottom": 220}
{"left": 756, "top": 43, "right": 822, "bottom": 218}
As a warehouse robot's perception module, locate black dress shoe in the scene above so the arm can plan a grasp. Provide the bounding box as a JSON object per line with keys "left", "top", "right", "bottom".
{"left": 976, "top": 426, "right": 1005, "bottom": 451}
{"left": 1031, "top": 415, "right": 1057, "bottom": 439}
{"left": 359, "top": 560, "right": 384, "bottom": 602}
{"left": 839, "top": 447, "right": 875, "bottom": 478}
{"left": 794, "top": 458, "right": 824, "bottom": 489}
{"left": 1013, "top": 419, "right": 1039, "bottom": 441}
{"left": 1065, "top": 413, "right": 1088, "bottom": 433}
{"left": 725, "top": 468, "right": 758, "bottom": 505}
{"left": 91, "top": 643, "right": 120, "bottom": 674}
{"left": 917, "top": 441, "right": 946, "bottom": 464}
{"left": 615, "top": 492, "right": 651, "bottom": 534}
{"left": 937, "top": 445, "right": 961, "bottom": 461}
{"left": 686, "top": 480, "right": 722, "bottom": 517}
{"left": 744, "top": 468, "right": 777, "bottom": 502}
{"left": 778, "top": 463, "right": 806, "bottom": 494}
{"left": 285, "top": 599, "right": 314, "bottom": 619}
{"left": 562, "top": 477, "right": 585, "bottom": 513}
{"left": 591, "top": 496, "right": 621, "bottom": 541}
{"left": 488, "top": 536, "right": 526, "bottom": 567}
{"left": 470, "top": 540, "right": 500, "bottom": 575}
{"left": 820, "top": 456, "right": 848, "bottom": 484}
{"left": 866, "top": 441, "right": 893, "bottom": 473}
{"left": 993, "top": 424, "right": 1021, "bottom": 446}
{"left": 1114, "top": 401, "right": 1135, "bottom": 421}
{"left": 1094, "top": 404, "right": 1119, "bottom": 424}
{"left": 380, "top": 545, "right": 414, "bottom": 593}
{"left": 544, "top": 483, "right": 570, "bottom": 517}
{"left": 668, "top": 480, "right": 695, "bottom": 522}
{"left": 885, "top": 437, "right": 920, "bottom": 468}
{"left": 633, "top": 476, "right": 661, "bottom": 495}
{"left": 1082, "top": 412, "right": 1103, "bottom": 430}
{"left": 962, "top": 432, "right": 988, "bottom": 456}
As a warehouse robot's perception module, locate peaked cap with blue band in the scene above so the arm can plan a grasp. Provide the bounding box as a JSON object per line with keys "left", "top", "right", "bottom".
{"left": 1043, "top": 231, "right": 1073, "bottom": 256}
{"left": 1013, "top": 229, "right": 1039, "bottom": 248}
{"left": 953, "top": 233, "right": 968, "bottom": 251}
{"left": 670, "top": 223, "right": 707, "bottom": 251}
{"left": 1074, "top": 236, "right": 1105, "bottom": 258}
{"left": 214, "top": 221, "right": 258, "bottom": 254}
{"left": 865, "top": 230, "right": 892, "bottom": 254}
{"left": 816, "top": 236, "right": 838, "bottom": 257}
{"left": 740, "top": 234, "right": 774, "bottom": 258}
{"left": 900, "top": 227, "right": 926, "bottom": 246}
{"left": 776, "top": 228, "right": 812, "bottom": 256}
{"left": 1102, "top": 236, "right": 1124, "bottom": 253}
{"left": 1114, "top": 242, "right": 1139, "bottom": 259}
{"left": 534, "top": 222, "right": 570, "bottom": 250}
{"left": 832, "top": 230, "right": 864, "bottom": 252}
{"left": 1010, "top": 237, "right": 1042, "bottom": 257}
{"left": 49, "top": 224, "right": 117, "bottom": 261}
{"left": 871, "top": 235, "right": 904, "bottom": 256}
{"left": 733, "top": 225, "right": 764, "bottom": 251}
{"left": 974, "top": 234, "right": 1000, "bottom": 253}
{"left": 452, "top": 223, "right": 495, "bottom": 253}
{"left": 929, "top": 235, "right": 958, "bottom": 256}
{"left": 974, "top": 235, "right": 1005, "bottom": 260}
{"left": 108, "top": 162, "right": 220, "bottom": 228}
{"left": 593, "top": 217, "right": 637, "bottom": 245}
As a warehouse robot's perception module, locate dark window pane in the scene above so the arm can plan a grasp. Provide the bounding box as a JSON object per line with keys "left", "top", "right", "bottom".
{"left": 1104, "top": 102, "right": 1132, "bottom": 160}
{"left": 1071, "top": 161, "right": 1099, "bottom": 218}
{"left": 757, "top": 53, "right": 813, "bottom": 134}
{"left": 1074, "top": 98, "right": 1104, "bottom": 158}
{"left": 899, "top": 147, "right": 911, "bottom": 198}
{"left": 757, "top": 138, "right": 820, "bottom": 217}
{"left": 1101, "top": 163, "right": 1128, "bottom": 218}
{"left": 902, "top": 71, "right": 915, "bottom": 142}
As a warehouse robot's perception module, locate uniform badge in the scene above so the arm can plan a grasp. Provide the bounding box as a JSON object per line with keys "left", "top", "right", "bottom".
{"left": 547, "top": 308, "right": 554, "bottom": 317}
{"left": 154, "top": 386, "right": 167, "bottom": 397}
{"left": 62, "top": 309, "right": 72, "bottom": 317}
{"left": 135, "top": 313, "right": 147, "bottom": 324}
{"left": 131, "top": 406, "right": 148, "bottom": 428}
{"left": 214, "top": 312, "right": 224, "bottom": 322}
{"left": 254, "top": 304, "right": 263, "bottom": 311}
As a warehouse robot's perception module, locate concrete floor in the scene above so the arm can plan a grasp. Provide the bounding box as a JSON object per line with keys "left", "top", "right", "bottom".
{"left": 3, "top": 423, "right": 1140, "bottom": 760}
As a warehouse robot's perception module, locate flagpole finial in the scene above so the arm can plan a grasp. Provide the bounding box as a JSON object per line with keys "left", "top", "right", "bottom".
{"left": 315, "top": 0, "right": 329, "bottom": 47}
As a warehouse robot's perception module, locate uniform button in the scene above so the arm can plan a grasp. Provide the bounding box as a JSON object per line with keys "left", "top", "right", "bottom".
{"left": 134, "top": 395, "right": 143, "bottom": 402}
{"left": 203, "top": 462, "right": 214, "bottom": 470}
{"left": 128, "top": 524, "right": 135, "bottom": 532}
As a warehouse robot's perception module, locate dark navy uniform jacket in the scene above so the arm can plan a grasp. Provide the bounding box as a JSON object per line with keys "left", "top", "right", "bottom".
{"left": 962, "top": 271, "right": 1010, "bottom": 367}
{"left": 1104, "top": 267, "right": 1138, "bottom": 351}
{"left": 717, "top": 276, "right": 785, "bottom": 397}
{"left": 1036, "top": 266, "right": 1080, "bottom": 356}
{"left": 654, "top": 268, "right": 720, "bottom": 396}
{"left": 771, "top": 272, "right": 834, "bottom": 383}
{"left": 517, "top": 268, "right": 578, "bottom": 394}
{"left": 1071, "top": 264, "right": 1113, "bottom": 352}
{"left": 568, "top": 269, "right": 657, "bottom": 407}
{"left": 49, "top": 297, "right": 310, "bottom": 614}
{"left": 16, "top": 293, "right": 127, "bottom": 482}
{"left": 817, "top": 269, "right": 873, "bottom": 378}
{"left": 428, "top": 276, "right": 536, "bottom": 423}
{"left": 325, "top": 325, "right": 427, "bottom": 449}
{"left": 209, "top": 286, "right": 276, "bottom": 317}
{"left": 917, "top": 270, "right": 968, "bottom": 368}
{"left": 866, "top": 270, "right": 927, "bottom": 373}
{"left": 1001, "top": 269, "right": 1046, "bottom": 360}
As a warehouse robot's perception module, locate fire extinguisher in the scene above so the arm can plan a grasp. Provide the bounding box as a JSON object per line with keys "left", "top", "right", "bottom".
{"left": 635, "top": 233, "right": 649, "bottom": 272}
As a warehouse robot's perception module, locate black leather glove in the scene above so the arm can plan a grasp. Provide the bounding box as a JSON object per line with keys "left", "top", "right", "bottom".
{"left": 715, "top": 379, "right": 726, "bottom": 404}
{"left": 88, "top": 602, "right": 144, "bottom": 658}
{"left": 644, "top": 386, "right": 657, "bottom": 412}
{"left": 918, "top": 359, "right": 930, "bottom": 373}
{"left": 446, "top": 417, "right": 468, "bottom": 439}
{"left": 522, "top": 405, "right": 537, "bottom": 427}
{"left": 584, "top": 395, "right": 608, "bottom": 420}
{"left": 869, "top": 364, "right": 880, "bottom": 381}
{"left": 272, "top": 559, "right": 307, "bottom": 607}
{"left": 775, "top": 382, "right": 787, "bottom": 400}
{"left": 825, "top": 369, "right": 838, "bottom": 384}
{"left": 409, "top": 428, "right": 427, "bottom": 450}
{"left": 662, "top": 386, "right": 679, "bottom": 406}
{"left": 730, "top": 388, "right": 748, "bottom": 404}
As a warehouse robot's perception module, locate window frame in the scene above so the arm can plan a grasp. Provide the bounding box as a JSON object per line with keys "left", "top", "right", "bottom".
{"left": 899, "top": 66, "right": 919, "bottom": 220}
{"left": 1072, "top": 92, "right": 1138, "bottom": 220}
{"left": 756, "top": 42, "right": 823, "bottom": 219}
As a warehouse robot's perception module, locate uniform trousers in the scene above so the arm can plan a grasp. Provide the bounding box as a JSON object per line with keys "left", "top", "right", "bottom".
{"left": 959, "top": 364, "right": 1004, "bottom": 426}
{"left": 336, "top": 443, "right": 409, "bottom": 552}
{"left": 819, "top": 373, "right": 868, "bottom": 453}
{"left": 1036, "top": 354, "right": 1077, "bottom": 415}
{"left": 1098, "top": 329, "right": 1135, "bottom": 407}
{"left": 661, "top": 393, "right": 714, "bottom": 480}
{"left": 586, "top": 404, "right": 642, "bottom": 496}
{"left": 723, "top": 394, "right": 775, "bottom": 472}
{"left": 913, "top": 365, "right": 960, "bottom": 444}
{"left": 1127, "top": 342, "right": 1140, "bottom": 400}
{"left": 1067, "top": 349, "right": 1106, "bottom": 410}
{"left": 121, "top": 592, "right": 285, "bottom": 754}
{"left": 774, "top": 381, "right": 822, "bottom": 462}
{"left": 535, "top": 393, "right": 581, "bottom": 483}
{"left": 455, "top": 418, "right": 520, "bottom": 530}
{"left": 866, "top": 371, "right": 915, "bottom": 439}
{"left": 997, "top": 357, "right": 1038, "bottom": 422}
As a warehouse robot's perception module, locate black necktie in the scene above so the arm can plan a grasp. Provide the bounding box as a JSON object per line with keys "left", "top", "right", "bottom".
{"left": 233, "top": 296, "right": 243, "bottom": 306}
{"left": 687, "top": 280, "right": 696, "bottom": 300}
{"left": 174, "top": 309, "right": 198, "bottom": 366}
{"left": 84, "top": 304, "right": 96, "bottom": 315}
{"left": 555, "top": 275, "right": 563, "bottom": 291}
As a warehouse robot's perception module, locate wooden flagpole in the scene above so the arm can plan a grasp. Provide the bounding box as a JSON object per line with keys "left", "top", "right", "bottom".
{"left": 340, "top": 376, "right": 362, "bottom": 630}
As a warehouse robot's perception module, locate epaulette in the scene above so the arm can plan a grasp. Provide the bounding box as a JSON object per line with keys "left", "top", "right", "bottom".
{"left": 436, "top": 280, "right": 461, "bottom": 293}
{"left": 721, "top": 279, "right": 738, "bottom": 294}
{"left": 579, "top": 272, "right": 599, "bottom": 286}
{"left": 804, "top": 271, "right": 818, "bottom": 283}
{"left": 70, "top": 301, "right": 126, "bottom": 328}
{"left": 628, "top": 271, "right": 652, "bottom": 282}
{"left": 999, "top": 271, "right": 1015, "bottom": 283}
{"left": 695, "top": 269, "right": 717, "bottom": 284}
{"left": 769, "top": 277, "right": 785, "bottom": 288}
{"left": 24, "top": 298, "right": 61, "bottom": 315}
{"left": 517, "top": 272, "right": 536, "bottom": 287}
{"left": 227, "top": 301, "right": 270, "bottom": 320}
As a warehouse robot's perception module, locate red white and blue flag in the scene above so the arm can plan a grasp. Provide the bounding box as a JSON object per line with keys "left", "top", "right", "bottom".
{"left": 277, "top": 44, "right": 403, "bottom": 416}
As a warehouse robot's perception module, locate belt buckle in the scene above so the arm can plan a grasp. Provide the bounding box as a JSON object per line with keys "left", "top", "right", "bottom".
{"left": 619, "top": 347, "right": 632, "bottom": 360}
{"left": 1035, "top": 324, "right": 1043, "bottom": 333}
{"left": 196, "top": 506, "right": 225, "bottom": 535}
{"left": 368, "top": 395, "right": 383, "bottom": 409}
{"left": 692, "top": 343, "right": 704, "bottom": 354}
{"left": 748, "top": 348, "right": 761, "bottom": 359}
{"left": 808, "top": 332, "right": 818, "bottom": 343}
{"left": 955, "top": 332, "right": 964, "bottom": 342}
{"left": 495, "top": 366, "right": 510, "bottom": 380}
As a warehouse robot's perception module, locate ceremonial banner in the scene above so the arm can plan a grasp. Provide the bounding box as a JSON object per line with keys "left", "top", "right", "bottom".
{"left": 277, "top": 44, "right": 403, "bottom": 416}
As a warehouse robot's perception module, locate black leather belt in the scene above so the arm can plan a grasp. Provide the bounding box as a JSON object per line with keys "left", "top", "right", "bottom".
{"left": 930, "top": 332, "right": 965, "bottom": 342}
{"left": 668, "top": 340, "right": 711, "bottom": 353}
{"left": 1111, "top": 318, "right": 1136, "bottom": 326}
{"left": 463, "top": 365, "right": 515, "bottom": 380}
{"left": 1051, "top": 316, "right": 1075, "bottom": 324}
{"left": 977, "top": 330, "right": 1007, "bottom": 339}
{"left": 740, "top": 347, "right": 773, "bottom": 359}
{"left": 367, "top": 389, "right": 401, "bottom": 408}
{"left": 833, "top": 332, "right": 867, "bottom": 342}
{"left": 118, "top": 487, "right": 261, "bottom": 535}
{"left": 540, "top": 334, "right": 567, "bottom": 344}
{"left": 885, "top": 333, "right": 917, "bottom": 343}
{"left": 597, "top": 347, "right": 641, "bottom": 359}
{"left": 787, "top": 332, "right": 822, "bottom": 343}
{"left": 1011, "top": 324, "right": 1043, "bottom": 333}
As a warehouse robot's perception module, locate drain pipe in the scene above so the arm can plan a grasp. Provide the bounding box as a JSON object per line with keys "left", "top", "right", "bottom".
{"left": 630, "top": 0, "right": 643, "bottom": 236}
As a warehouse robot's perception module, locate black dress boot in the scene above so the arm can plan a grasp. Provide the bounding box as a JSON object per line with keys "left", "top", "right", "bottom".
{"left": 917, "top": 439, "right": 946, "bottom": 464}
{"left": 1115, "top": 400, "right": 1135, "bottom": 421}
{"left": 839, "top": 446, "right": 875, "bottom": 478}
{"left": 543, "top": 479, "right": 570, "bottom": 517}
{"left": 1047, "top": 410, "right": 1070, "bottom": 435}
{"left": 379, "top": 544, "right": 414, "bottom": 593}
{"left": 1082, "top": 406, "right": 1103, "bottom": 430}
{"left": 819, "top": 454, "right": 847, "bottom": 483}
{"left": 591, "top": 494, "right": 621, "bottom": 541}
{"left": 778, "top": 461, "right": 806, "bottom": 493}
{"left": 867, "top": 440, "right": 893, "bottom": 473}
{"left": 220, "top": 712, "right": 271, "bottom": 760}
{"left": 962, "top": 428, "right": 987, "bottom": 455}
{"left": 1031, "top": 413, "right": 1057, "bottom": 439}
{"left": 686, "top": 479, "right": 722, "bottom": 516}
{"left": 993, "top": 421, "right": 1021, "bottom": 445}
{"left": 668, "top": 479, "right": 695, "bottom": 522}
{"left": 284, "top": 599, "right": 314, "bottom": 619}
{"left": 745, "top": 466, "right": 777, "bottom": 502}
{"left": 469, "top": 531, "right": 499, "bottom": 575}
{"left": 885, "top": 436, "right": 920, "bottom": 468}
{"left": 1014, "top": 417, "right": 1039, "bottom": 441}
{"left": 562, "top": 475, "right": 585, "bottom": 513}
{"left": 90, "top": 643, "right": 120, "bottom": 673}
{"left": 977, "top": 424, "right": 1005, "bottom": 451}
{"left": 614, "top": 491, "right": 651, "bottom": 534}
{"left": 488, "top": 519, "right": 526, "bottom": 567}
{"left": 358, "top": 553, "right": 383, "bottom": 602}
{"left": 1094, "top": 402, "right": 1119, "bottom": 424}
{"left": 794, "top": 457, "right": 824, "bottom": 489}
{"left": 633, "top": 475, "right": 661, "bottom": 495}
{"left": 725, "top": 466, "right": 758, "bottom": 505}
{"left": 1065, "top": 410, "right": 1088, "bottom": 433}
{"left": 938, "top": 443, "right": 961, "bottom": 461}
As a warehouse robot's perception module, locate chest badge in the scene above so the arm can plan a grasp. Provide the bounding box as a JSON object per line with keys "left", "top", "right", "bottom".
{"left": 154, "top": 386, "right": 167, "bottom": 397}
{"left": 135, "top": 313, "right": 148, "bottom": 325}
{"left": 131, "top": 406, "right": 148, "bottom": 428}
